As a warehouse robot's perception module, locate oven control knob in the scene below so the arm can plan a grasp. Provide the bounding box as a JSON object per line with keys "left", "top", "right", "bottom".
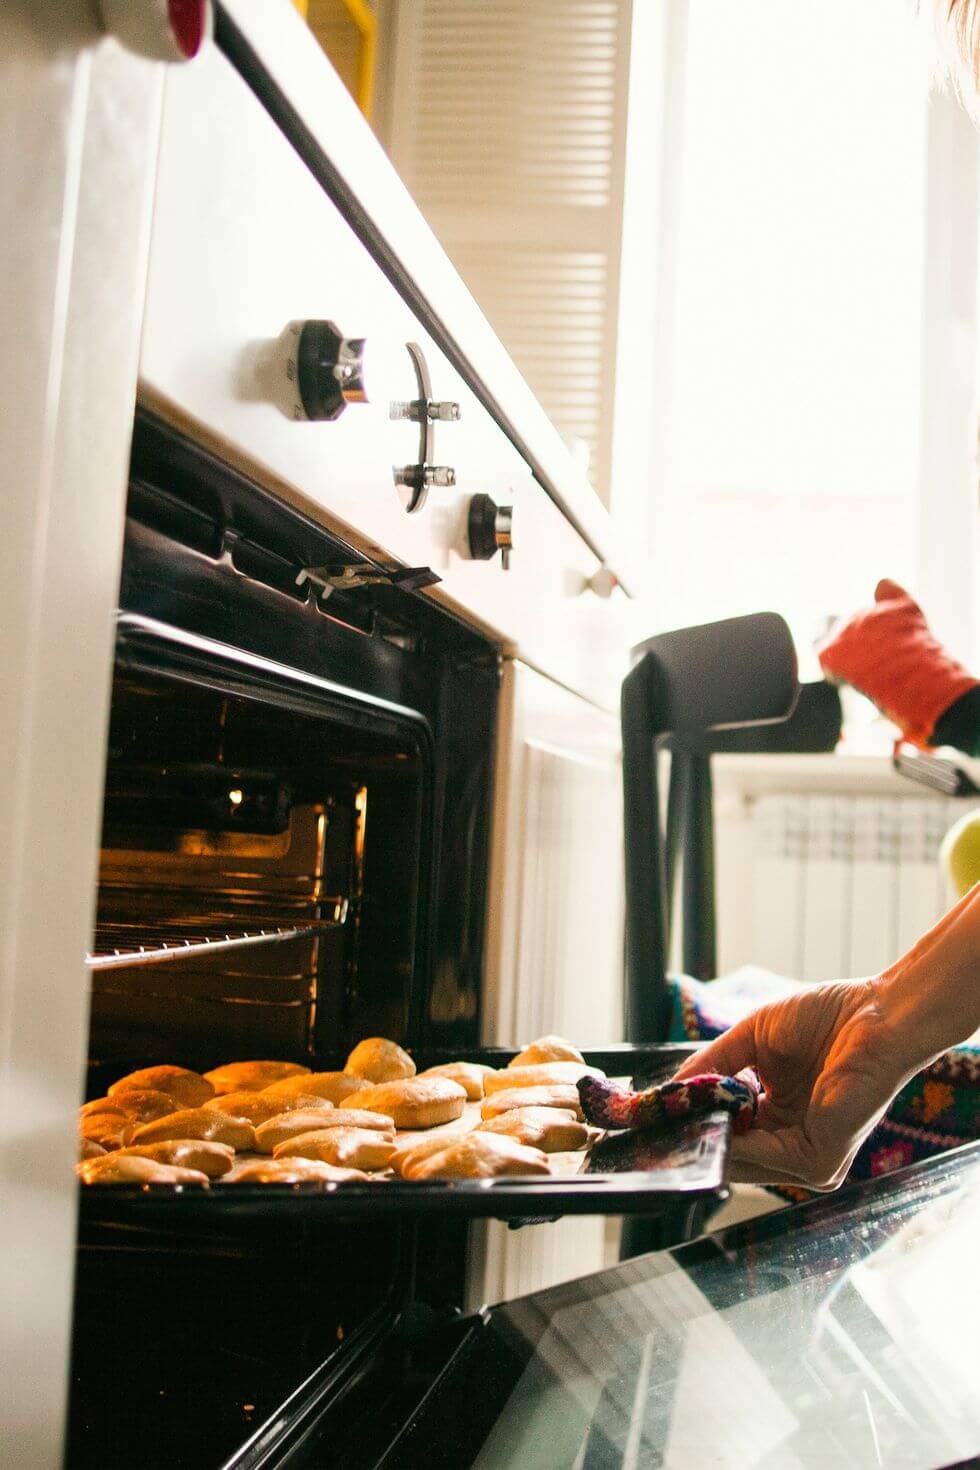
{"left": 295, "top": 321, "right": 368, "bottom": 421}
{"left": 468, "top": 495, "right": 514, "bottom": 570}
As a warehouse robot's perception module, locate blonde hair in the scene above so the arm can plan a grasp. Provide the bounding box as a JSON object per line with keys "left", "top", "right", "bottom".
{"left": 934, "top": 0, "right": 980, "bottom": 102}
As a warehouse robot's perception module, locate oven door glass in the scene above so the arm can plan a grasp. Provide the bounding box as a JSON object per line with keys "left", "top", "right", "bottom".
{"left": 367, "top": 1143, "right": 980, "bottom": 1470}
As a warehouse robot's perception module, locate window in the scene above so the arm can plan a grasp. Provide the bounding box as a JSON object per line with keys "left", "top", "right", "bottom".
{"left": 636, "top": 0, "right": 978, "bottom": 689}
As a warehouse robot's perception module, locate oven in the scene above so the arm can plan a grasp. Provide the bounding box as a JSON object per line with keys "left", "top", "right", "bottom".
{"left": 66, "top": 412, "right": 727, "bottom": 1470}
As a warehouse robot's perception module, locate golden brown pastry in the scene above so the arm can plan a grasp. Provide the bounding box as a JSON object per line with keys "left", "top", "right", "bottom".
{"left": 510, "top": 1035, "right": 586, "bottom": 1068}
{"left": 399, "top": 1132, "right": 550, "bottom": 1180}
{"left": 350, "top": 1077, "right": 466, "bottom": 1129}
{"left": 79, "top": 1138, "right": 108, "bottom": 1161}
{"left": 484, "top": 1062, "right": 600, "bottom": 1096}
{"left": 389, "top": 1133, "right": 458, "bottom": 1175}
{"left": 255, "top": 1108, "right": 395, "bottom": 1155}
{"left": 115, "top": 1141, "right": 235, "bottom": 1178}
{"left": 82, "top": 1089, "right": 182, "bottom": 1124}
{"left": 418, "top": 1061, "right": 494, "bottom": 1100}
{"left": 79, "top": 1097, "right": 130, "bottom": 1120}
{"left": 202, "top": 1091, "right": 333, "bottom": 1126}
{"left": 77, "top": 1154, "right": 209, "bottom": 1185}
{"left": 108, "top": 1066, "right": 214, "bottom": 1108}
{"left": 203, "top": 1060, "right": 310, "bottom": 1095}
{"left": 480, "top": 1084, "right": 582, "bottom": 1121}
{"left": 478, "top": 1106, "right": 589, "bottom": 1152}
{"left": 128, "top": 1108, "right": 255, "bottom": 1151}
{"left": 262, "top": 1071, "right": 370, "bottom": 1106}
{"left": 79, "top": 1113, "right": 135, "bottom": 1151}
{"left": 273, "top": 1127, "right": 396, "bottom": 1171}
{"left": 221, "top": 1157, "right": 376, "bottom": 1184}
{"left": 345, "top": 1037, "right": 416, "bottom": 1083}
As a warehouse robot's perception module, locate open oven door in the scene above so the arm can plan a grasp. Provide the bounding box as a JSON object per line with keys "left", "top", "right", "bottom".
{"left": 72, "top": 1045, "right": 735, "bottom": 1470}
{"left": 287, "top": 1142, "right": 980, "bottom": 1470}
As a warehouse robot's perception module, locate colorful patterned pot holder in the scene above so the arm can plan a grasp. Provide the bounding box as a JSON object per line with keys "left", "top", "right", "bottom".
{"left": 578, "top": 1069, "right": 761, "bottom": 1136}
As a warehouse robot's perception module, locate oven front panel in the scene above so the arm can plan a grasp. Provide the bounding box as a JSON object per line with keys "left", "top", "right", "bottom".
{"left": 138, "top": 30, "right": 627, "bottom": 711}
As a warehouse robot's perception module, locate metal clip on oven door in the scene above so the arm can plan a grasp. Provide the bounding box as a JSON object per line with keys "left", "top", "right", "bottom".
{"left": 295, "top": 562, "right": 441, "bottom": 600}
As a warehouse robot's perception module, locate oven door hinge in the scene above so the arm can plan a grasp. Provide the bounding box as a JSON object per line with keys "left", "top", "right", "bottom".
{"left": 295, "top": 562, "right": 441, "bottom": 599}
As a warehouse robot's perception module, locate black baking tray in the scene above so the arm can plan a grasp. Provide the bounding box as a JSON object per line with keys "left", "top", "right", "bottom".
{"left": 78, "top": 1043, "right": 726, "bottom": 1224}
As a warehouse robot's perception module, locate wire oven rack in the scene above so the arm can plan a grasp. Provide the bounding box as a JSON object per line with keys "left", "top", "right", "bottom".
{"left": 87, "top": 902, "right": 348, "bottom": 971}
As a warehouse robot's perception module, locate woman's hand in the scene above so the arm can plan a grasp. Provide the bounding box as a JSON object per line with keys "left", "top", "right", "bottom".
{"left": 672, "top": 883, "right": 980, "bottom": 1188}
{"left": 672, "top": 979, "right": 918, "bottom": 1187}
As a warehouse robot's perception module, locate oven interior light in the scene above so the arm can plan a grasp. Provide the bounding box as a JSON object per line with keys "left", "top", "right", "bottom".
{"left": 228, "top": 788, "right": 244, "bottom": 807}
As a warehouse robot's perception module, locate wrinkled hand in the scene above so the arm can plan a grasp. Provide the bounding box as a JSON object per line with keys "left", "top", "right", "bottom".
{"left": 671, "top": 979, "right": 924, "bottom": 1188}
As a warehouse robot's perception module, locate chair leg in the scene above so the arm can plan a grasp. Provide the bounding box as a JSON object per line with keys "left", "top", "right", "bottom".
{"left": 621, "top": 665, "right": 671, "bottom": 1042}
{"left": 681, "top": 753, "right": 716, "bottom": 980}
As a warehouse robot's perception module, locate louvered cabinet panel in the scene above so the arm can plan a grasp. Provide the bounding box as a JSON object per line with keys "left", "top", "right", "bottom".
{"left": 385, "top": 0, "right": 635, "bottom": 504}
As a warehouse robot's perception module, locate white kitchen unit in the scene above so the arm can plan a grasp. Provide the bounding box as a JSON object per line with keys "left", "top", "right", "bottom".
{"left": 0, "top": 4, "right": 631, "bottom": 1466}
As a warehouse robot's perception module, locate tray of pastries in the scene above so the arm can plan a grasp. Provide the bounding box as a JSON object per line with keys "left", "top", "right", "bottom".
{"left": 76, "top": 1036, "right": 734, "bottom": 1220}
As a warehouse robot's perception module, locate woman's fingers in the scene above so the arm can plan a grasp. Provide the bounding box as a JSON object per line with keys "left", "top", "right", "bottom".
{"left": 670, "top": 1014, "right": 760, "bottom": 1082}
{"left": 731, "top": 1123, "right": 854, "bottom": 1190}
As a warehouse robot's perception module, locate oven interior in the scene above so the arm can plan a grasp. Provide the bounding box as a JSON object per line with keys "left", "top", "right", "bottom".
{"left": 91, "top": 666, "right": 425, "bottom": 1066}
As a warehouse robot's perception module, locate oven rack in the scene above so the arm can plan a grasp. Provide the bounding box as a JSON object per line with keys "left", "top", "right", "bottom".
{"left": 87, "top": 905, "right": 348, "bottom": 971}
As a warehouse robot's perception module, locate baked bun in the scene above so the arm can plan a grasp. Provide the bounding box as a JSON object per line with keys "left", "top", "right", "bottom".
{"left": 108, "top": 1066, "right": 214, "bottom": 1108}
{"left": 480, "top": 1085, "right": 582, "bottom": 1120}
{"left": 350, "top": 1078, "right": 466, "bottom": 1129}
{"left": 203, "top": 1061, "right": 310, "bottom": 1095}
{"left": 202, "top": 1091, "right": 332, "bottom": 1126}
{"left": 82, "top": 1089, "right": 182, "bottom": 1124}
{"left": 262, "top": 1072, "right": 370, "bottom": 1106}
{"left": 510, "top": 1035, "right": 585, "bottom": 1068}
{"left": 399, "top": 1132, "right": 550, "bottom": 1180}
{"left": 79, "top": 1113, "right": 135, "bottom": 1151}
{"left": 418, "top": 1061, "right": 493, "bottom": 1100}
{"left": 478, "top": 1106, "right": 589, "bottom": 1152}
{"left": 390, "top": 1133, "right": 460, "bottom": 1176}
{"left": 116, "top": 1141, "right": 235, "bottom": 1178}
{"left": 222, "top": 1158, "right": 375, "bottom": 1184}
{"left": 345, "top": 1037, "right": 416, "bottom": 1083}
{"left": 255, "top": 1108, "right": 395, "bottom": 1155}
{"left": 77, "top": 1154, "right": 209, "bottom": 1185}
{"left": 128, "top": 1108, "right": 255, "bottom": 1151}
{"left": 484, "top": 1062, "right": 600, "bottom": 1095}
{"left": 273, "top": 1127, "right": 396, "bottom": 1171}
{"left": 79, "top": 1097, "right": 130, "bottom": 1119}
{"left": 79, "top": 1138, "right": 108, "bottom": 1161}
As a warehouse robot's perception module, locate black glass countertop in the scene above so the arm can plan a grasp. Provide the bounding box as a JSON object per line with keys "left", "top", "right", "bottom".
{"left": 381, "top": 1142, "right": 980, "bottom": 1469}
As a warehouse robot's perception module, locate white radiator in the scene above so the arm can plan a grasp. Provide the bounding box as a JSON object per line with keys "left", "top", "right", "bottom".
{"left": 716, "top": 779, "right": 975, "bottom": 981}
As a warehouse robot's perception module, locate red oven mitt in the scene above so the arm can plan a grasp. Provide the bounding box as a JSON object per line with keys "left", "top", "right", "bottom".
{"left": 578, "top": 1069, "right": 761, "bottom": 1136}
{"left": 817, "top": 578, "right": 978, "bottom": 751}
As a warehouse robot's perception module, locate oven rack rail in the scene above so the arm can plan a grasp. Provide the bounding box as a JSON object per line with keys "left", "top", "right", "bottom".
{"left": 87, "top": 906, "right": 348, "bottom": 971}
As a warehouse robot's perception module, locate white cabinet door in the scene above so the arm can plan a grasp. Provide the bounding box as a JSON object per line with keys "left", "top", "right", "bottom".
{"left": 473, "top": 659, "right": 624, "bottom": 1306}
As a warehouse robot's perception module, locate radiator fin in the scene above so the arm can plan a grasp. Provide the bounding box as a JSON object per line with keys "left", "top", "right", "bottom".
{"left": 743, "top": 793, "right": 965, "bottom": 980}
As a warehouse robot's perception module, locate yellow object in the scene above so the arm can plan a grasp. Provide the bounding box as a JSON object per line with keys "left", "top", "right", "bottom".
{"left": 940, "top": 809, "right": 980, "bottom": 897}
{"left": 304, "top": 0, "right": 376, "bottom": 121}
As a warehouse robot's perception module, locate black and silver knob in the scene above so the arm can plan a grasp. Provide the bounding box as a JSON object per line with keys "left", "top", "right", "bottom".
{"left": 468, "top": 494, "right": 514, "bottom": 570}
{"left": 295, "top": 320, "right": 368, "bottom": 421}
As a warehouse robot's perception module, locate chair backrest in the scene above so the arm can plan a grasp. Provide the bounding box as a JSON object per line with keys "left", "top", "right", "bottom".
{"left": 622, "top": 612, "right": 806, "bottom": 1042}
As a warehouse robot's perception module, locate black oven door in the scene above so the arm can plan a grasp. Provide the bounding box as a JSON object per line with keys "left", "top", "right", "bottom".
{"left": 292, "top": 1143, "right": 980, "bottom": 1470}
